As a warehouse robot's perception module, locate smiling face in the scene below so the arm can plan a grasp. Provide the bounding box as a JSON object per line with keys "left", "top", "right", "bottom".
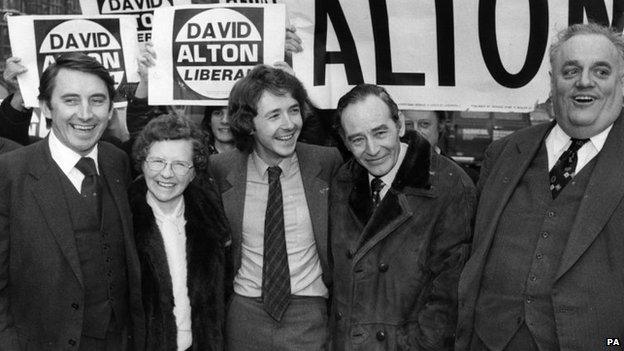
{"left": 142, "top": 139, "right": 195, "bottom": 213}
{"left": 41, "top": 68, "right": 112, "bottom": 155}
{"left": 551, "top": 33, "right": 624, "bottom": 138}
{"left": 340, "top": 95, "right": 405, "bottom": 177}
{"left": 210, "top": 107, "right": 234, "bottom": 144}
{"left": 252, "top": 90, "right": 302, "bottom": 165}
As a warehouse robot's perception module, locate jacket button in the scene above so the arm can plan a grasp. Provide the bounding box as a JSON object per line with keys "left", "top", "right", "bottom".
{"left": 376, "top": 330, "right": 386, "bottom": 341}
{"left": 378, "top": 263, "right": 389, "bottom": 272}
{"left": 336, "top": 311, "right": 343, "bottom": 321}
{"left": 346, "top": 249, "right": 355, "bottom": 259}
{"left": 68, "top": 339, "right": 76, "bottom": 346}
{"left": 71, "top": 303, "right": 79, "bottom": 310}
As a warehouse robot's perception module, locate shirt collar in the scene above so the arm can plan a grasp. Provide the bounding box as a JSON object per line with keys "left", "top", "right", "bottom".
{"left": 251, "top": 150, "right": 298, "bottom": 180}
{"left": 549, "top": 123, "right": 612, "bottom": 154}
{"left": 48, "top": 129, "right": 99, "bottom": 174}
{"left": 146, "top": 190, "right": 185, "bottom": 222}
{"left": 368, "top": 142, "right": 408, "bottom": 188}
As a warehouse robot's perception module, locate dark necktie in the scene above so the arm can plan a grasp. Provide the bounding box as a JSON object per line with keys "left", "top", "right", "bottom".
{"left": 262, "top": 166, "right": 290, "bottom": 321}
{"left": 371, "top": 177, "right": 385, "bottom": 209}
{"left": 75, "top": 157, "right": 101, "bottom": 218}
{"left": 549, "top": 138, "right": 589, "bottom": 199}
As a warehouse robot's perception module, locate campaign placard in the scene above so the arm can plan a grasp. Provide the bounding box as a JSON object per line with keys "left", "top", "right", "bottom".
{"left": 8, "top": 15, "right": 140, "bottom": 108}
{"left": 149, "top": 4, "right": 285, "bottom": 105}
{"left": 79, "top": 0, "right": 191, "bottom": 43}
{"left": 285, "top": 0, "right": 618, "bottom": 112}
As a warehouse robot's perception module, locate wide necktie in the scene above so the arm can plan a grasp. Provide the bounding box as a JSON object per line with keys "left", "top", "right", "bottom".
{"left": 549, "top": 138, "right": 589, "bottom": 199}
{"left": 262, "top": 166, "right": 290, "bottom": 321}
{"left": 75, "top": 157, "right": 101, "bottom": 218}
{"left": 371, "top": 177, "right": 385, "bottom": 209}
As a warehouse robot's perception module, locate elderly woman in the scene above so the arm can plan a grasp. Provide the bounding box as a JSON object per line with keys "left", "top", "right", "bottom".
{"left": 130, "top": 114, "right": 230, "bottom": 351}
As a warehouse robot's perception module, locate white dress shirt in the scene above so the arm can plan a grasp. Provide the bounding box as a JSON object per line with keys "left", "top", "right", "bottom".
{"left": 48, "top": 130, "right": 99, "bottom": 192}
{"left": 234, "top": 151, "right": 328, "bottom": 298}
{"left": 545, "top": 124, "right": 612, "bottom": 173}
{"left": 368, "top": 142, "right": 409, "bottom": 201}
{"left": 147, "top": 193, "right": 192, "bottom": 351}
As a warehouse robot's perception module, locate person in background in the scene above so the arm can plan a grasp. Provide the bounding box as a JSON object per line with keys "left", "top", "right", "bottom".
{"left": 130, "top": 114, "right": 230, "bottom": 351}
{"left": 210, "top": 64, "right": 342, "bottom": 350}
{"left": 457, "top": 23, "right": 624, "bottom": 350}
{"left": 201, "top": 106, "right": 236, "bottom": 154}
{"left": 0, "top": 57, "right": 33, "bottom": 145}
{"left": 402, "top": 109, "right": 447, "bottom": 154}
{"left": 330, "top": 84, "right": 475, "bottom": 350}
{"left": 0, "top": 52, "right": 144, "bottom": 350}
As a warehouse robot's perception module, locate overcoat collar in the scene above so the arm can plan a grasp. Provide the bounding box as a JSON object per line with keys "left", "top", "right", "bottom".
{"left": 339, "top": 131, "right": 434, "bottom": 260}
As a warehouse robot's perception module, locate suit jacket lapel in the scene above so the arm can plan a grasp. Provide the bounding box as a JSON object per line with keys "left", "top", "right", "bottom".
{"left": 30, "top": 141, "right": 84, "bottom": 287}
{"left": 222, "top": 151, "right": 248, "bottom": 250}
{"left": 98, "top": 148, "right": 137, "bottom": 273}
{"left": 557, "top": 116, "right": 624, "bottom": 279}
{"left": 296, "top": 144, "right": 331, "bottom": 264}
{"left": 473, "top": 122, "right": 553, "bottom": 257}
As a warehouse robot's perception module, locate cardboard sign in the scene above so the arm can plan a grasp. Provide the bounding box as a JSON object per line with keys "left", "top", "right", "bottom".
{"left": 149, "top": 4, "right": 285, "bottom": 105}
{"left": 8, "top": 15, "right": 140, "bottom": 108}
{"left": 286, "top": 0, "right": 617, "bottom": 112}
{"left": 79, "top": 0, "right": 192, "bottom": 42}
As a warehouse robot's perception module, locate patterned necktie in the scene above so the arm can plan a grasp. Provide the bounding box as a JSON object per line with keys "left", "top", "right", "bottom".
{"left": 371, "top": 177, "right": 385, "bottom": 209}
{"left": 549, "top": 138, "right": 589, "bottom": 199}
{"left": 262, "top": 166, "right": 290, "bottom": 321}
{"left": 75, "top": 157, "right": 101, "bottom": 218}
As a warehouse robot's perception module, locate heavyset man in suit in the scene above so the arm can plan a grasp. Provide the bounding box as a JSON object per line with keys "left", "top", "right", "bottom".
{"left": 457, "top": 23, "right": 624, "bottom": 350}
{"left": 330, "top": 84, "right": 476, "bottom": 350}
{"left": 0, "top": 53, "right": 144, "bottom": 350}
{"left": 209, "top": 64, "right": 342, "bottom": 350}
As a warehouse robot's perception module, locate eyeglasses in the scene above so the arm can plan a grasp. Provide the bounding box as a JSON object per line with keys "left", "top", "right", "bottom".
{"left": 144, "top": 158, "right": 194, "bottom": 176}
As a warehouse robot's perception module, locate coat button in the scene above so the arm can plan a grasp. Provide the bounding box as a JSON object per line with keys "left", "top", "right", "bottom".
{"left": 336, "top": 311, "right": 343, "bottom": 321}
{"left": 68, "top": 339, "right": 76, "bottom": 346}
{"left": 376, "top": 330, "right": 386, "bottom": 341}
{"left": 71, "top": 303, "right": 79, "bottom": 310}
{"left": 346, "top": 249, "right": 355, "bottom": 259}
{"left": 378, "top": 263, "right": 389, "bottom": 272}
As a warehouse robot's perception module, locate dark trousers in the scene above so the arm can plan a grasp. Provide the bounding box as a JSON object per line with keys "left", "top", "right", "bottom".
{"left": 226, "top": 293, "right": 328, "bottom": 351}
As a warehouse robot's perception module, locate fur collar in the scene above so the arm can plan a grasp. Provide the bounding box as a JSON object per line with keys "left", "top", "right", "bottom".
{"left": 130, "top": 178, "right": 227, "bottom": 351}
{"left": 340, "top": 131, "right": 431, "bottom": 225}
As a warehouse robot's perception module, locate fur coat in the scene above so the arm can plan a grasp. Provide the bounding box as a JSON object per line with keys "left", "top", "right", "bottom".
{"left": 130, "top": 178, "right": 230, "bottom": 351}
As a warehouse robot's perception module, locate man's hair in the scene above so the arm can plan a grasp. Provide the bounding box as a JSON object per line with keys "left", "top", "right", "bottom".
{"left": 334, "top": 84, "right": 400, "bottom": 138}
{"left": 132, "top": 114, "right": 210, "bottom": 174}
{"left": 550, "top": 22, "right": 624, "bottom": 67}
{"left": 227, "top": 64, "right": 310, "bottom": 152}
{"left": 38, "top": 52, "right": 115, "bottom": 109}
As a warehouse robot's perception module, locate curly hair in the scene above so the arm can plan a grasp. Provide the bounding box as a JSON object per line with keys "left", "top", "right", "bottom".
{"left": 132, "top": 114, "right": 210, "bottom": 174}
{"left": 227, "top": 64, "right": 311, "bottom": 152}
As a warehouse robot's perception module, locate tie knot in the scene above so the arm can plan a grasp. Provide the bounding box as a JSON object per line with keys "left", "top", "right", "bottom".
{"left": 569, "top": 138, "right": 589, "bottom": 152}
{"left": 75, "top": 157, "right": 97, "bottom": 177}
{"left": 267, "top": 166, "right": 282, "bottom": 181}
{"left": 371, "top": 177, "right": 385, "bottom": 193}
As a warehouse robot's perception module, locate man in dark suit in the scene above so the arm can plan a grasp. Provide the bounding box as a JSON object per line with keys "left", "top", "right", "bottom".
{"left": 457, "top": 23, "right": 624, "bottom": 350}
{"left": 209, "top": 64, "right": 342, "bottom": 350}
{"left": 330, "top": 84, "right": 475, "bottom": 350}
{"left": 0, "top": 53, "right": 144, "bottom": 350}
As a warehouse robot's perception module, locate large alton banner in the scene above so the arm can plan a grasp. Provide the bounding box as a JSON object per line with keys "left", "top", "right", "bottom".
{"left": 8, "top": 15, "right": 140, "bottom": 108}
{"left": 79, "top": 0, "right": 192, "bottom": 43}
{"left": 149, "top": 4, "right": 286, "bottom": 105}
{"left": 285, "top": 0, "right": 619, "bottom": 112}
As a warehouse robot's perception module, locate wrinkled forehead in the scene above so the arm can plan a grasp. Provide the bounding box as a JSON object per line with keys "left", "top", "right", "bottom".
{"left": 551, "top": 33, "right": 624, "bottom": 70}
